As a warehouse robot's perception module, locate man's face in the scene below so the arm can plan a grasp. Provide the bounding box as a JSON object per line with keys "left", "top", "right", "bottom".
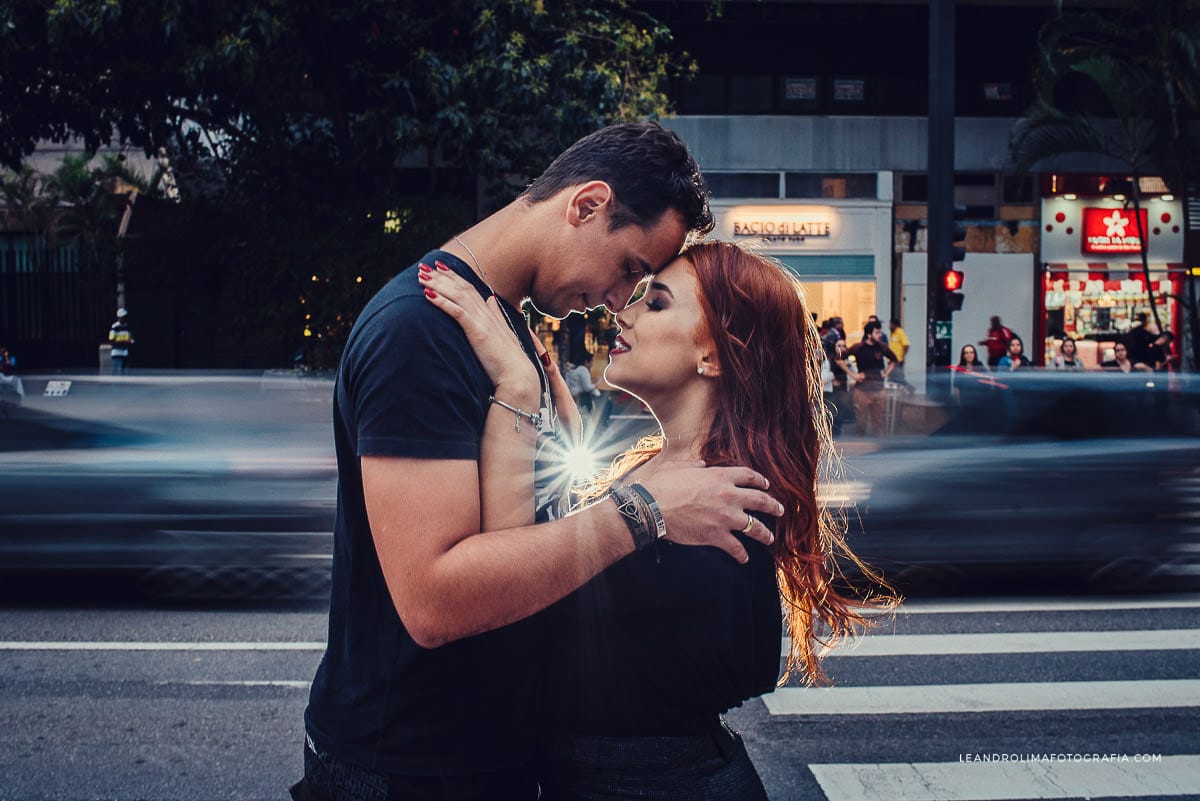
{"left": 870, "top": 328, "right": 883, "bottom": 344}
{"left": 531, "top": 208, "right": 687, "bottom": 319}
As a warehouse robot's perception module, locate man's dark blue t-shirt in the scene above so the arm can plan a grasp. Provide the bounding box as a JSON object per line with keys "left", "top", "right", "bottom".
{"left": 305, "top": 251, "right": 545, "bottom": 776}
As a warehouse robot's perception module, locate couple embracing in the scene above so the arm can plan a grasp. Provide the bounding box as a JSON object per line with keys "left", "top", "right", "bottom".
{"left": 294, "top": 122, "right": 890, "bottom": 801}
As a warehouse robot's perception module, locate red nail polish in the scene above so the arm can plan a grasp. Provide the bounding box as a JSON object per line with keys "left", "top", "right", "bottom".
{"left": 434, "top": 260, "right": 450, "bottom": 271}
{"left": 418, "top": 271, "right": 430, "bottom": 281}
{"left": 424, "top": 288, "right": 437, "bottom": 299}
{"left": 418, "top": 262, "right": 431, "bottom": 271}
{"left": 539, "top": 352, "right": 552, "bottom": 367}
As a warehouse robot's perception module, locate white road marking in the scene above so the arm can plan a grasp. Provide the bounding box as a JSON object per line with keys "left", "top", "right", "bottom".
{"left": 168, "top": 680, "right": 311, "bottom": 689}
{"left": 819, "top": 628, "right": 1200, "bottom": 657}
{"left": 887, "top": 596, "right": 1200, "bottom": 614}
{"left": 0, "top": 641, "right": 325, "bottom": 651}
{"left": 810, "top": 754, "right": 1200, "bottom": 800}
{"left": 763, "top": 679, "right": 1200, "bottom": 716}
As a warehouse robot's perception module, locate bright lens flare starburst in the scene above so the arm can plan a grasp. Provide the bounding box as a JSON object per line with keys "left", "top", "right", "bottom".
{"left": 537, "top": 403, "right": 657, "bottom": 498}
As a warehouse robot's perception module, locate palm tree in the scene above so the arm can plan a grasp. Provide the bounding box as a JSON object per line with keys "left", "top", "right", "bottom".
{"left": 1009, "top": 0, "right": 1200, "bottom": 364}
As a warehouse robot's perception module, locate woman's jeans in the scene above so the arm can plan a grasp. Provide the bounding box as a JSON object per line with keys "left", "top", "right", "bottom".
{"left": 539, "top": 719, "right": 769, "bottom": 801}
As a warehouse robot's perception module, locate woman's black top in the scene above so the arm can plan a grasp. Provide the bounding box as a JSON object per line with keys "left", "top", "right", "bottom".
{"left": 540, "top": 530, "right": 782, "bottom": 737}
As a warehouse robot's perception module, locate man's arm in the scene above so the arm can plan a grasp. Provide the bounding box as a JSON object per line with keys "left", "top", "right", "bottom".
{"left": 363, "top": 456, "right": 780, "bottom": 649}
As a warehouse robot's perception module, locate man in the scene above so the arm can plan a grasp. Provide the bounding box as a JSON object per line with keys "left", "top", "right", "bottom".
{"left": 297, "top": 122, "right": 780, "bottom": 801}
{"left": 867, "top": 314, "right": 889, "bottom": 345}
{"left": 979, "top": 315, "right": 1014, "bottom": 368}
{"left": 108, "top": 308, "right": 133, "bottom": 375}
{"left": 847, "top": 320, "right": 900, "bottom": 436}
{"left": 1136, "top": 330, "right": 1174, "bottom": 372}
{"left": 1125, "top": 313, "right": 1158, "bottom": 367}
{"left": 887, "top": 318, "right": 909, "bottom": 384}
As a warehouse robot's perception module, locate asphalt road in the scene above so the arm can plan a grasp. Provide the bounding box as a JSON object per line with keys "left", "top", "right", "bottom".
{"left": 2, "top": 592, "right": 1198, "bottom": 801}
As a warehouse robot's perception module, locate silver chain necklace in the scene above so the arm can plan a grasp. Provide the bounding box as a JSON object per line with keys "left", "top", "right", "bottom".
{"left": 452, "top": 235, "right": 554, "bottom": 432}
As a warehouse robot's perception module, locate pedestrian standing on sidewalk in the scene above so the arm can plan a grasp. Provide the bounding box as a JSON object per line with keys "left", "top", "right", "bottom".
{"left": 421, "top": 240, "right": 894, "bottom": 800}
{"left": 848, "top": 320, "right": 900, "bottom": 436}
{"left": 108, "top": 308, "right": 133, "bottom": 375}
{"left": 295, "top": 122, "right": 781, "bottom": 801}
{"left": 888, "top": 318, "right": 910, "bottom": 385}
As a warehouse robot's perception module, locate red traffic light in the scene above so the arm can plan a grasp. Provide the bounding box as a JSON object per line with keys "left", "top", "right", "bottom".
{"left": 942, "top": 268, "right": 964, "bottom": 292}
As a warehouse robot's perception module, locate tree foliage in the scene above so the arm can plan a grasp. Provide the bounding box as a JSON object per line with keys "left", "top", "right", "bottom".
{"left": 0, "top": 0, "right": 690, "bottom": 366}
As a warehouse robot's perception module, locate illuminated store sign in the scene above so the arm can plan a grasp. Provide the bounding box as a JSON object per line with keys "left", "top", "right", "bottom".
{"left": 1082, "top": 207, "right": 1148, "bottom": 254}
{"left": 731, "top": 218, "right": 832, "bottom": 242}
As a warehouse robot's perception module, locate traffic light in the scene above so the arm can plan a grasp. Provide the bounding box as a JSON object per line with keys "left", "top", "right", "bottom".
{"left": 938, "top": 268, "right": 965, "bottom": 313}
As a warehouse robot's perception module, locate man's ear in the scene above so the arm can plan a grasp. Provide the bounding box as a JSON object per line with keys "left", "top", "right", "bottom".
{"left": 567, "top": 181, "right": 614, "bottom": 226}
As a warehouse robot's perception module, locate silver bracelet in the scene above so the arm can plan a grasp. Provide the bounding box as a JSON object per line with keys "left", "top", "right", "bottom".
{"left": 488, "top": 395, "right": 543, "bottom": 433}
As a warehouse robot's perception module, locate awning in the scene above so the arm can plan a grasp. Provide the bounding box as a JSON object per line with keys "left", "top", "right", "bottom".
{"left": 776, "top": 254, "right": 875, "bottom": 280}
{"left": 1044, "top": 262, "right": 1184, "bottom": 274}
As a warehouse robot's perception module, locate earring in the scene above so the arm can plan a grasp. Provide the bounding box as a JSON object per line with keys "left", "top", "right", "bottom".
{"left": 697, "top": 366, "right": 704, "bottom": 375}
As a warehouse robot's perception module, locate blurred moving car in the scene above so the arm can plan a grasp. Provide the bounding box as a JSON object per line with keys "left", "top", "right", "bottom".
{"left": 835, "top": 370, "right": 1200, "bottom": 592}
{"left": 4, "top": 370, "right": 1197, "bottom": 599}
{"left": 0, "top": 373, "right": 337, "bottom": 599}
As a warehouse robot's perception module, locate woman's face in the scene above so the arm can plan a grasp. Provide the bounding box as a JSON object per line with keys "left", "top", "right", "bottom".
{"left": 1114, "top": 343, "right": 1128, "bottom": 360}
{"left": 1062, "top": 339, "right": 1076, "bottom": 356}
{"left": 605, "top": 257, "right": 713, "bottom": 401}
{"left": 835, "top": 340, "right": 848, "bottom": 356}
{"left": 962, "top": 346, "right": 977, "bottom": 363}
{"left": 1009, "top": 338, "right": 1023, "bottom": 355}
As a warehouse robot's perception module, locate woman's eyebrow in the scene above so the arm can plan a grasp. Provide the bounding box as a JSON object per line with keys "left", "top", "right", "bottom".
{"left": 648, "top": 281, "right": 675, "bottom": 298}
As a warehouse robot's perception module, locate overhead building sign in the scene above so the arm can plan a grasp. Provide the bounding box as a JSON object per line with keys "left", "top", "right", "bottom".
{"left": 731, "top": 216, "right": 833, "bottom": 243}
{"left": 1082, "top": 207, "right": 1148, "bottom": 254}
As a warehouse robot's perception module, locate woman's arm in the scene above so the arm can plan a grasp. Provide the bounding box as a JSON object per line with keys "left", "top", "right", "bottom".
{"left": 419, "top": 265, "right": 541, "bottom": 532}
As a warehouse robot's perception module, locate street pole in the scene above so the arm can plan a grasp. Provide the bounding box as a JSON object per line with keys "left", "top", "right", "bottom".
{"left": 114, "top": 191, "right": 137, "bottom": 311}
{"left": 927, "top": 0, "right": 955, "bottom": 390}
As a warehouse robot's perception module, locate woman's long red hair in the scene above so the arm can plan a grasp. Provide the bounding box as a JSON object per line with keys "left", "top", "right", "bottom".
{"left": 602, "top": 241, "right": 896, "bottom": 685}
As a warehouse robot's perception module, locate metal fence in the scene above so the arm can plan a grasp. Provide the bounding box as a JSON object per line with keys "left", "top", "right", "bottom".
{"left": 0, "top": 234, "right": 110, "bottom": 366}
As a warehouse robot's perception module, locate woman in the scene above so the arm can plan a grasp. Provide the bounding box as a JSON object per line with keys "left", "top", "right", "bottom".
{"left": 1052, "top": 338, "right": 1083, "bottom": 370}
{"left": 997, "top": 336, "right": 1031, "bottom": 371}
{"left": 1101, "top": 341, "right": 1134, "bottom": 373}
{"left": 420, "top": 241, "right": 891, "bottom": 800}
{"left": 564, "top": 350, "right": 602, "bottom": 412}
{"left": 828, "top": 337, "right": 855, "bottom": 436}
{"left": 951, "top": 344, "right": 991, "bottom": 405}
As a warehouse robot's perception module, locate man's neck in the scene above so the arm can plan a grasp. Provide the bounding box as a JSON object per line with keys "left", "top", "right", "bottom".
{"left": 442, "top": 202, "right": 537, "bottom": 305}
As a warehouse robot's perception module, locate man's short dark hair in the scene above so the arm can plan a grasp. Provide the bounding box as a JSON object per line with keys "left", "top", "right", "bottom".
{"left": 520, "top": 122, "right": 714, "bottom": 236}
{"left": 863, "top": 320, "right": 883, "bottom": 338}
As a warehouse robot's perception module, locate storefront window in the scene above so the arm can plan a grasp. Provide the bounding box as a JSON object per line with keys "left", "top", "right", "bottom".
{"left": 802, "top": 280, "right": 878, "bottom": 339}
{"left": 1042, "top": 270, "right": 1181, "bottom": 367}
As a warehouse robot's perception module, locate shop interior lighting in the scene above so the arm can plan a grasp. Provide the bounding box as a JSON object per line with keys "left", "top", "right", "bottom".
{"left": 1162, "top": 194, "right": 1175, "bottom": 201}
{"left": 1063, "top": 193, "right": 1077, "bottom": 200}
{"left": 1113, "top": 193, "right": 1127, "bottom": 201}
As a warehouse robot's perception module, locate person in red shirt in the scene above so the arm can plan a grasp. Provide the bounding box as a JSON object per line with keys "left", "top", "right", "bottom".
{"left": 979, "top": 315, "right": 1014, "bottom": 368}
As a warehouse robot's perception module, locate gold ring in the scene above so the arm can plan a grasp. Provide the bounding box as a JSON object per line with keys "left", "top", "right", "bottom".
{"left": 739, "top": 514, "right": 754, "bottom": 534}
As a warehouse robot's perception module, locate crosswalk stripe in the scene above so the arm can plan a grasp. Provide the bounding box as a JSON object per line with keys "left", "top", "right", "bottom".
{"left": 818, "top": 628, "right": 1200, "bottom": 657}
{"left": 809, "top": 754, "right": 1200, "bottom": 801}
{"left": 889, "top": 596, "right": 1200, "bottom": 614}
{"left": 763, "top": 679, "right": 1200, "bottom": 715}
{"left": 0, "top": 641, "right": 326, "bottom": 651}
